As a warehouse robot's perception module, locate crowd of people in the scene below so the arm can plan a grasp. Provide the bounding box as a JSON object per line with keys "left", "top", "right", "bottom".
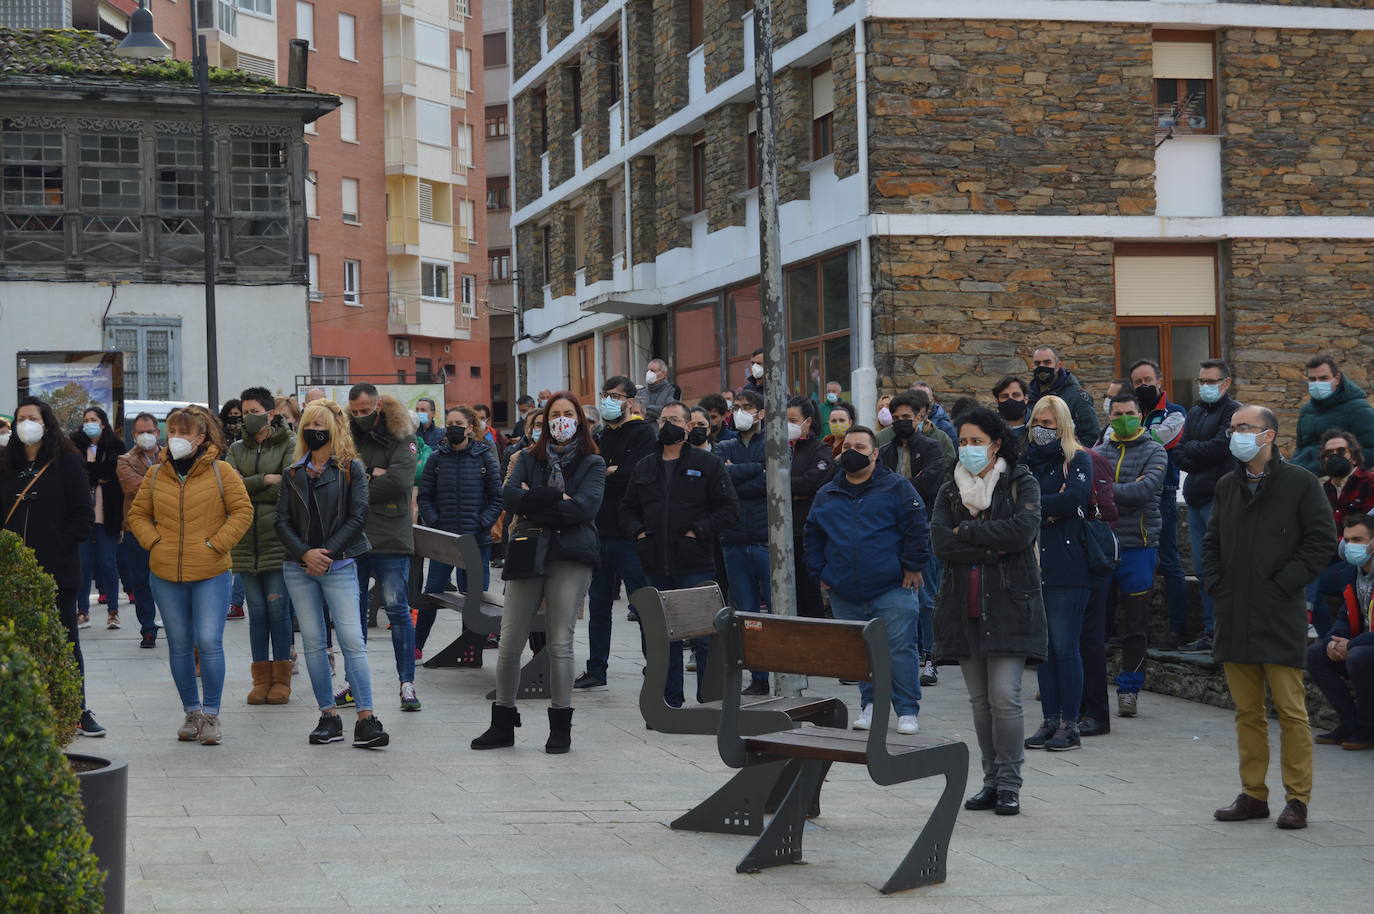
{"left": 2, "top": 345, "right": 1371, "bottom": 826}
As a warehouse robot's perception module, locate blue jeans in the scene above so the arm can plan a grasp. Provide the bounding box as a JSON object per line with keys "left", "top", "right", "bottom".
{"left": 648, "top": 572, "right": 715, "bottom": 708}
{"left": 285, "top": 562, "right": 374, "bottom": 711}
{"left": 827, "top": 586, "right": 922, "bottom": 717}
{"left": 723, "top": 543, "right": 771, "bottom": 684}
{"left": 1038, "top": 586, "right": 1089, "bottom": 722}
{"left": 241, "top": 569, "right": 292, "bottom": 662}
{"left": 77, "top": 522, "right": 120, "bottom": 614}
{"left": 119, "top": 534, "right": 157, "bottom": 636}
{"left": 356, "top": 553, "right": 414, "bottom": 684}
{"left": 1187, "top": 502, "right": 1215, "bottom": 636}
{"left": 585, "top": 538, "right": 650, "bottom": 678}
{"left": 916, "top": 553, "right": 941, "bottom": 656}
{"left": 150, "top": 571, "right": 232, "bottom": 715}
{"left": 1159, "top": 489, "right": 1189, "bottom": 635}
{"left": 230, "top": 573, "right": 245, "bottom": 609}
{"left": 417, "top": 542, "right": 492, "bottom": 650}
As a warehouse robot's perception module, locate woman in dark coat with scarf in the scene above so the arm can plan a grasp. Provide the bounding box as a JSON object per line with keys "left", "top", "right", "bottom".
{"left": 71, "top": 405, "right": 125, "bottom": 630}
{"left": 787, "top": 396, "right": 834, "bottom": 618}
{"left": 931, "top": 406, "right": 1045, "bottom": 816}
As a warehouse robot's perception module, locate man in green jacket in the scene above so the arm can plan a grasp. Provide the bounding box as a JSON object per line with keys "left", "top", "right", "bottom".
{"left": 226, "top": 386, "right": 296, "bottom": 705}
{"left": 1204, "top": 405, "right": 1336, "bottom": 831}
{"left": 1293, "top": 354, "right": 1374, "bottom": 473}
{"left": 346, "top": 384, "right": 420, "bottom": 713}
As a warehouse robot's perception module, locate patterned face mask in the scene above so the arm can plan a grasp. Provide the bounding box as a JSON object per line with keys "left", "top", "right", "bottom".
{"left": 549, "top": 416, "right": 579, "bottom": 443}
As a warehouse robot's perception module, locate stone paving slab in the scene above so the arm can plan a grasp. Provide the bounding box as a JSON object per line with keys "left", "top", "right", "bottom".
{"left": 77, "top": 596, "right": 1374, "bottom": 913}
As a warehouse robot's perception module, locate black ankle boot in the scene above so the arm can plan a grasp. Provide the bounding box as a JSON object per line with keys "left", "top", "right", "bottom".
{"left": 471, "top": 703, "right": 520, "bottom": 750}
{"left": 545, "top": 707, "right": 573, "bottom": 754}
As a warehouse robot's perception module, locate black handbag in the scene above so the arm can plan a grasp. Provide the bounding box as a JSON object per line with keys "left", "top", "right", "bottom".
{"left": 1081, "top": 506, "right": 1119, "bottom": 577}
{"left": 502, "top": 523, "right": 550, "bottom": 581}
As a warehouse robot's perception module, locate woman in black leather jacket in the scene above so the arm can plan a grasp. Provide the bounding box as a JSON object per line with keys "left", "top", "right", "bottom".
{"left": 275, "top": 399, "right": 389, "bottom": 750}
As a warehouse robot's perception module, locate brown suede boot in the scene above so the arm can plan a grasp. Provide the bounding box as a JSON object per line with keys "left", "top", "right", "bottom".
{"left": 265, "top": 660, "right": 293, "bottom": 704}
{"left": 247, "top": 661, "right": 272, "bottom": 705}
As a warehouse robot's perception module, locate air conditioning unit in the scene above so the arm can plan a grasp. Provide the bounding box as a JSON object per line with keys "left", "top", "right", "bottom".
{"left": 394, "top": 338, "right": 412, "bottom": 358}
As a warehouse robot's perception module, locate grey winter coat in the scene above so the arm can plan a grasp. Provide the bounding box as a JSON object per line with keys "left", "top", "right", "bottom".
{"left": 1093, "top": 432, "right": 1168, "bottom": 550}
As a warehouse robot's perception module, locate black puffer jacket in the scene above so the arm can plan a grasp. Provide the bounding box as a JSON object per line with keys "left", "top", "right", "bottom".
{"left": 789, "top": 436, "right": 834, "bottom": 538}
{"left": 70, "top": 429, "right": 124, "bottom": 529}
{"left": 274, "top": 458, "right": 372, "bottom": 563}
{"left": 930, "top": 461, "right": 1047, "bottom": 663}
{"left": 1, "top": 449, "right": 93, "bottom": 589}
{"left": 418, "top": 438, "right": 502, "bottom": 543}
{"left": 593, "top": 418, "right": 657, "bottom": 540}
{"left": 1175, "top": 395, "right": 1240, "bottom": 507}
{"left": 504, "top": 447, "right": 606, "bottom": 568}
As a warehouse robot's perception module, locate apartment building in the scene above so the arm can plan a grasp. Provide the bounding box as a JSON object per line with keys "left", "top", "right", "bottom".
{"left": 484, "top": 0, "right": 517, "bottom": 426}
{"left": 509, "top": 0, "right": 1374, "bottom": 438}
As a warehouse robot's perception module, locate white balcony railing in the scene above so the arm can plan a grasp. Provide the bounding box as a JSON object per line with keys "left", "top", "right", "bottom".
{"left": 540, "top": 151, "right": 550, "bottom": 194}
{"left": 572, "top": 128, "right": 583, "bottom": 173}
{"left": 608, "top": 101, "right": 623, "bottom": 152}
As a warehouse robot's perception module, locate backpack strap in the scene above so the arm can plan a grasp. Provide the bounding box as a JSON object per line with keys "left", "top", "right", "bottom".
{"left": 212, "top": 460, "right": 224, "bottom": 498}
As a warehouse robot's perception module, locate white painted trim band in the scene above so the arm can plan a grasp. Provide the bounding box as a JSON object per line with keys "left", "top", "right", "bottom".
{"left": 865, "top": 0, "right": 1374, "bottom": 31}
{"left": 869, "top": 213, "right": 1374, "bottom": 239}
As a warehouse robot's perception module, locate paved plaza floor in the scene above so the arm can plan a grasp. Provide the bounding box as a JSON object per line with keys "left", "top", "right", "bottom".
{"left": 80, "top": 598, "right": 1374, "bottom": 913}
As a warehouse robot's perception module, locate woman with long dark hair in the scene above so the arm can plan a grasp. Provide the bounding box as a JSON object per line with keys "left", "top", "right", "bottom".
{"left": 472, "top": 392, "right": 605, "bottom": 754}
{"left": 2, "top": 396, "right": 104, "bottom": 736}
{"left": 787, "top": 395, "right": 834, "bottom": 618}
{"left": 71, "top": 405, "right": 126, "bottom": 630}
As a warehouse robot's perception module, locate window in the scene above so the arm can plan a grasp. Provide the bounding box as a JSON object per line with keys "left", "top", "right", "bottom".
{"left": 537, "top": 89, "right": 549, "bottom": 153}
{"left": 308, "top": 253, "right": 321, "bottom": 299}
{"left": 691, "top": 133, "right": 706, "bottom": 214}
{"left": 487, "top": 176, "right": 510, "bottom": 210}
{"left": 415, "top": 357, "right": 434, "bottom": 383}
{"left": 422, "top": 260, "right": 452, "bottom": 299}
{"left": 455, "top": 47, "right": 472, "bottom": 92}
{"left": 1114, "top": 243, "right": 1219, "bottom": 408}
{"left": 229, "top": 139, "right": 288, "bottom": 238}
{"left": 745, "top": 105, "right": 758, "bottom": 189}
{"left": 458, "top": 198, "right": 475, "bottom": 241}
{"left": 108, "top": 318, "right": 181, "bottom": 400}
{"left": 238, "top": 0, "right": 273, "bottom": 14}
{"left": 155, "top": 135, "right": 207, "bottom": 213}
{"left": 304, "top": 169, "right": 317, "bottom": 217}
{"left": 295, "top": 1, "right": 313, "bottom": 46}
{"left": 341, "top": 177, "right": 359, "bottom": 223}
{"left": 489, "top": 247, "right": 511, "bottom": 281}
{"left": 673, "top": 295, "right": 720, "bottom": 402}
{"left": 460, "top": 274, "right": 477, "bottom": 316}
{"left": 486, "top": 104, "right": 509, "bottom": 138}
{"left": 338, "top": 12, "right": 356, "bottom": 60}
{"left": 611, "top": 182, "right": 625, "bottom": 255}
{"left": 342, "top": 259, "right": 360, "bottom": 304}
{"left": 418, "top": 179, "right": 436, "bottom": 221}
{"left": 417, "top": 99, "right": 449, "bottom": 146}
{"left": 570, "top": 64, "right": 583, "bottom": 131}
{"left": 688, "top": 0, "right": 704, "bottom": 50}
{"left": 415, "top": 21, "right": 448, "bottom": 68}
{"left": 79, "top": 133, "right": 141, "bottom": 211}
{"left": 338, "top": 95, "right": 357, "bottom": 142}
{"left": 602, "top": 325, "right": 630, "bottom": 380}
{"left": 785, "top": 252, "right": 852, "bottom": 401}
{"left": 455, "top": 0, "right": 471, "bottom": 17}
{"left": 811, "top": 64, "right": 834, "bottom": 160}
{"left": 7, "top": 128, "right": 69, "bottom": 211}
{"left": 310, "top": 354, "right": 349, "bottom": 384}
{"left": 541, "top": 224, "right": 551, "bottom": 283}
{"left": 457, "top": 123, "right": 474, "bottom": 167}
{"left": 573, "top": 205, "right": 586, "bottom": 270}
{"left": 1152, "top": 31, "right": 1216, "bottom": 136}
{"left": 484, "top": 31, "right": 507, "bottom": 68}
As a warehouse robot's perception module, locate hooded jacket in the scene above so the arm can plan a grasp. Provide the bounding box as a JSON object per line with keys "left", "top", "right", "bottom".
{"left": 418, "top": 437, "right": 503, "bottom": 542}
{"left": 620, "top": 443, "right": 739, "bottom": 575}
{"left": 350, "top": 395, "right": 418, "bottom": 555}
{"left": 225, "top": 421, "right": 295, "bottom": 573}
{"left": 878, "top": 428, "right": 947, "bottom": 510}
{"left": 594, "top": 417, "right": 658, "bottom": 540}
{"left": 1294, "top": 377, "right": 1374, "bottom": 473}
{"left": 1029, "top": 368, "right": 1101, "bottom": 446}
{"left": 1176, "top": 394, "right": 1240, "bottom": 507}
{"left": 717, "top": 428, "right": 768, "bottom": 546}
{"left": 1093, "top": 430, "right": 1167, "bottom": 550}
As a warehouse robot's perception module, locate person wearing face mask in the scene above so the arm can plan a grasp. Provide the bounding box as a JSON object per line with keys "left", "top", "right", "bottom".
{"left": 1293, "top": 354, "right": 1374, "bottom": 475}
{"left": 930, "top": 407, "right": 1045, "bottom": 816}
{"left": 1306, "top": 431, "right": 1374, "bottom": 638}
{"left": 472, "top": 392, "right": 606, "bottom": 754}
{"left": 698, "top": 394, "right": 738, "bottom": 446}
{"left": 824, "top": 403, "right": 854, "bottom": 457}
{"left": 472, "top": 403, "right": 508, "bottom": 456}
{"left": 413, "top": 398, "right": 444, "bottom": 449}
{"left": 785, "top": 397, "right": 835, "bottom": 620}
{"left": 0, "top": 414, "right": 11, "bottom": 448}
{"left": 687, "top": 406, "right": 715, "bottom": 453}
{"left": 1093, "top": 394, "right": 1168, "bottom": 720}
{"left": 225, "top": 387, "right": 297, "bottom": 704}
{"left": 1205, "top": 406, "right": 1334, "bottom": 830}
{"left": 218, "top": 399, "right": 243, "bottom": 446}
{"left": 1027, "top": 345, "right": 1101, "bottom": 446}
{"left": 1307, "top": 512, "right": 1374, "bottom": 751}
{"left": 71, "top": 405, "right": 126, "bottom": 631}
{"left": 118, "top": 412, "right": 165, "bottom": 647}
{"left": 993, "top": 377, "right": 1031, "bottom": 442}
{"left": 2, "top": 396, "right": 104, "bottom": 737}
{"left": 819, "top": 381, "right": 844, "bottom": 426}
{"left": 127, "top": 407, "right": 253, "bottom": 746}
{"left": 572, "top": 376, "right": 658, "bottom": 693}
{"left": 806, "top": 426, "right": 928, "bottom": 735}
{"left": 743, "top": 348, "right": 766, "bottom": 395}
{"left": 511, "top": 395, "right": 538, "bottom": 442}
{"left": 417, "top": 406, "right": 503, "bottom": 655}
{"left": 1100, "top": 379, "right": 1126, "bottom": 428}
{"left": 1172, "top": 359, "right": 1240, "bottom": 654}
{"left": 636, "top": 358, "right": 680, "bottom": 423}
{"left": 621, "top": 401, "right": 739, "bottom": 707}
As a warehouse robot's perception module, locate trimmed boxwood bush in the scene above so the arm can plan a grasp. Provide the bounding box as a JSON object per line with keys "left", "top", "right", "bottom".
{"left": 0, "top": 531, "right": 84, "bottom": 747}
{"left": 0, "top": 627, "right": 103, "bottom": 914}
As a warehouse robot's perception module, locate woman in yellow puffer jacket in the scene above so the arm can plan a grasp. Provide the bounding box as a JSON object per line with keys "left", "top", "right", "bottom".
{"left": 128, "top": 405, "right": 252, "bottom": 746}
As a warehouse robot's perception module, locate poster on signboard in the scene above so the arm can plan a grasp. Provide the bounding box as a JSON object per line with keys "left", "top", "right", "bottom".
{"left": 295, "top": 383, "right": 446, "bottom": 416}
{"left": 16, "top": 351, "right": 124, "bottom": 432}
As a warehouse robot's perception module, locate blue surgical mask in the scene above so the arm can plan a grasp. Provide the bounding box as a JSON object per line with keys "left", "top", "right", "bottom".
{"left": 1342, "top": 540, "right": 1371, "bottom": 568}
{"left": 958, "top": 445, "right": 991, "bottom": 475}
{"left": 530, "top": 428, "right": 542, "bottom": 443}
{"left": 82, "top": 422, "right": 101, "bottom": 439}
{"left": 599, "top": 397, "right": 624, "bottom": 421}
{"left": 1198, "top": 383, "right": 1223, "bottom": 404}
{"left": 1309, "top": 380, "right": 1334, "bottom": 401}
{"left": 415, "top": 411, "right": 431, "bottom": 426}
{"left": 1229, "top": 431, "right": 1264, "bottom": 462}
{"left": 826, "top": 392, "right": 838, "bottom": 404}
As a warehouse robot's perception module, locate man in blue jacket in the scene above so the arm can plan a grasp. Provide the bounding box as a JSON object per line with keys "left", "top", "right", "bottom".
{"left": 717, "top": 389, "right": 771, "bottom": 695}
{"left": 804, "top": 426, "right": 929, "bottom": 735}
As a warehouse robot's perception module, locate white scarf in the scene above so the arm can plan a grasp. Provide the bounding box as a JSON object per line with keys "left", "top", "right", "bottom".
{"left": 954, "top": 457, "right": 1007, "bottom": 515}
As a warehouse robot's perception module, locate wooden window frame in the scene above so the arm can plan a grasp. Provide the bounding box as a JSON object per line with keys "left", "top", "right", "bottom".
{"left": 1151, "top": 29, "right": 1217, "bottom": 137}
{"left": 745, "top": 103, "right": 758, "bottom": 190}
{"left": 691, "top": 131, "right": 706, "bottom": 215}
{"left": 811, "top": 62, "right": 833, "bottom": 161}
{"left": 485, "top": 104, "right": 509, "bottom": 139}
{"left": 688, "top": 0, "right": 705, "bottom": 51}
{"left": 569, "top": 64, "right": 583, "bottom": 131}
{"left": 784, "top": 250, "right": 851, "bottom": 397}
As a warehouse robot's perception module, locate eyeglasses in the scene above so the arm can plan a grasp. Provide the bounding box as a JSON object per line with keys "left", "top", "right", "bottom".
{"left": 600, "top": 392, "right": 628, "bottom": 402}
{"left": 1225, "top": 424, "right": 1271, "bottom": 437}
{"left": 1196, "top": 379, "right": 1224, "bottom": 386}
{"left": 1323, "top": 447, "right": 1351, "bottom": 457}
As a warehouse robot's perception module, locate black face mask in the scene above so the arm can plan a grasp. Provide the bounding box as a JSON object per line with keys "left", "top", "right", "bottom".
{"left": 1033, "top": 366, "right": 1057, "bottom": 386}
{"left": 241, "top": 413, "right": 270, "bottom": 437}
{"left": 353, "top": 413, "right": 377, "bottom": 433}
{"left": 1134, "top": 385, "right": 1161, "bottom": 411}
{"left": 687, "top": 426, "right": 709, "bottom": 447}
{"left": 997, "top": 398, "right": 1028, "bottom": 421}
{"left": 839, "top": 449, "right": 872, "bottom": 475}
{"left": 892, "top": 418, "right": 916, "bottom": 440}
{"left": 658, "top": 422, "right": 687, "bottom": 446}
{"left": 303, "top": 428, "right": 331, "bottom": 451}
{"left": 445, "top": 426, "right": 468, "bottom": 445}
{"left": 1324, "top": 454, "right": 1353, "bottom": 478}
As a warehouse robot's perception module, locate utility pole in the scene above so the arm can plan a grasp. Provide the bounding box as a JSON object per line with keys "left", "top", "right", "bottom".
{"left": 752, "top": 0, "right": 801, "bottom": 698}
{"left": 190, "top": 5, "right": 220, "bottom": 411}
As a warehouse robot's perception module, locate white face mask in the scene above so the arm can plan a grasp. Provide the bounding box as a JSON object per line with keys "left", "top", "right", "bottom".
{"left": 787, "top": 422, "right": 803, "bottom": 442}
{"left": 750, "top": 362, "right": 764, "bottom": 380}
{"left": 645, "top": 369, "right": 659, "bottom": 386}
{"left": 733, "top": 409, "right": 755, "bottom": 433}
{"left": 0, "top": 431, "right": 10, "bottom": 448}
{"left": 168, "top": 436, "right": 196, "bottom": 460}
{"left": 135, "top": 432, "right": 159, "bottom": 451}
{"left": 16, "top": 419, "right": 44, "bottom": 446}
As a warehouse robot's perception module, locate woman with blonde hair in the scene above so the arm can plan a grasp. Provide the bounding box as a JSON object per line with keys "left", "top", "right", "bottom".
{"left": 1023, "top": 394, "right": 1094, "bottom": 753}
{"left": 274, "top": 399, "right": 389, "bottom": 748}
{"left": 127, "top": 406, "right": 253, "bottom": 746}
{"left": 275, "top": 396, "right": 302, "bottom": 431}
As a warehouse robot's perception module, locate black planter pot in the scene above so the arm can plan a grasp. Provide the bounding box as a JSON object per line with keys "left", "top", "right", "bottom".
{"left": 70, "top": 753, "right": 128, "bottom": 914}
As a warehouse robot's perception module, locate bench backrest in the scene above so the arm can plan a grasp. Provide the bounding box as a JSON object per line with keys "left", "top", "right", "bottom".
{"left": 412, "top": 524, "right": 482, "bottom": 571}
{"left": 735, "top": 612, "right": 873, "bottom": 683}
{"left": 661, "top": 584, "right": 726, "bottom": 640}
{"left": 635, "top": 584, "right": 731, "bottom": 734}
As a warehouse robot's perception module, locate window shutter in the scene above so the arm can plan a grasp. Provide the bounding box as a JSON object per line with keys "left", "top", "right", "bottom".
{"left": 341, "top": 177, "right": 359, "bottom": 221}
{"left": 1114, "top": 256, "right": 1216, "bottom": 317}
{"left": 236, "top": 52, "right": 276, "bottom": 80}
{"left": 811, "top": 69, "right": 834, "bottom": 119}
{"left": 1153, "top": 42, "right": 1214, "bottom": 80}
{"left": 418, "top": 179, "right": 434, "bottom": 221}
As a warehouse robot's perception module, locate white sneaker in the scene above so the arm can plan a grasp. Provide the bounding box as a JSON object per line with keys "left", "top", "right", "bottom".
{"left": 1307, "top": 624, "right": 1318, "bottom": 640}
{"left": 897, "top": 715, "right": 920, "bottom": 735}
{"left": 852, "top": 705, "right": 872, "bottom": 731}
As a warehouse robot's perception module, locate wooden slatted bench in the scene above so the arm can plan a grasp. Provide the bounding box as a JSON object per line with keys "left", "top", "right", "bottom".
{"left": 633, "top": 584, "right": 846, "bottom": 836}
{"left": 412, "top": 525, "right": 549, "bottom": 700}
{"left": 714, "top": 608, "right": 969, "bottom": 894}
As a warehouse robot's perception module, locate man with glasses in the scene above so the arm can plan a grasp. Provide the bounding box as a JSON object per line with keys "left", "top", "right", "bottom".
{"left": 1206, "top": 405, "right": 1334, "bottom": 830}
{"left": 574, "top": 376, "right": 658, "bottom": 692}
{"left": 1174, "top": 359, "right": 1240, "bottom": 653}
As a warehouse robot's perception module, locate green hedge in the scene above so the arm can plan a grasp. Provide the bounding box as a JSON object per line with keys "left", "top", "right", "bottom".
{"left": 0, "top": 627, "right": 103, "bottom": 914}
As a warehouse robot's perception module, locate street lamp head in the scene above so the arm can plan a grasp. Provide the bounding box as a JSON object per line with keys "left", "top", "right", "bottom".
{"left": 114, "top": 3, "right": 172, "bottom": 59}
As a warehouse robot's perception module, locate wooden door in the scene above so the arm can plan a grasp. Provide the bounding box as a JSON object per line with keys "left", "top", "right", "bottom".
{"left": 567, "top": 336, "right": 595, "bottom": 405}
